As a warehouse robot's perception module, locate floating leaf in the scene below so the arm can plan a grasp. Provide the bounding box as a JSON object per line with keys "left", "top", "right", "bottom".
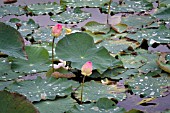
{"left": 137, "top": 49, "right": 161, "bottom": 73}
{"left": 91, "top": 68, "right": 126, "bottom": 79}
{"left": 0, "top": 91, "right": 39, "bottom": 113}
{"left": 119, "top": 55, "right": 147, "bottom": 69}
{"left": 0, "top": 58, "right": 23, "bottom": 80}
{"left": 0, "top": 22, "right": 26, "bottom": 59}
{"left": 0, "top": 5, "right": 25, "bottom": 18}
{"left": 82, "top": 21, "right": 110, "bottom": 34}
{"left": 101, "top": 0, "right": 153, "bottom": 14}
{"left": 66, "top": 102, "right": 125, "bottom": 113}
{"left": 96, "top": 98, "right": 116, "bottom": 109}
{"left": 157, "top": 53, "right": 170, "bottom": 73}
{"left": 121, "top": 15, "right": 155, "bottom": 30}
{"left": 51, "top": 8, "right": 91, "bottom": 24}
{"left": 6, "top": 18, "right": 39, "bottom": 37}
{"left": 127, "top": 75, "right": 170, "bottom": 97}
{"left": 111, "top": 23, "right": 128, "bottom": 33}
{"left": 113, "top": 69, "right": 139, "bottom": 80}
{"left": 26, "top": 2, "right": 66, "bottom": 15}
{"left": 154, "top": 7, "right": 170, "bottom": 20}
{"left": 75, "top": 81, "right": 126, "bottom": 102}
{"left": 97, "top": 39, "right": 139, "bottom": 54}
{"left": 32, "top": 26, "right": 53, "bottom": 42}
{"left": 84, "top": 29, "right": 116, "bottom": 43}
{"left": 60, "top": 0, "right": 110, "bottom": 8}
{"left": 55, "top": 32, "right": 115, "bottom": 74}
{"left": 11, "top": 46, "right": 50, "bottom": 74}
{"left": 7, "top": 77, "right": 78, "bottom": 102}
{"left": 34, "top": 97, "right": 75, "bottom": 113}
{"left": 0, "top": 81, "right": 13, "bottom": 90}
{"left": 127, "top": 25, "right": 170, "bottom": 45}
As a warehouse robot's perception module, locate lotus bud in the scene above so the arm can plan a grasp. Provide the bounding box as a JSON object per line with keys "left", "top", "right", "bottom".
{"left": 81, "top": 61, "right": 93, "bottom": 76}
{"left": 51, "top": 24, "right": 62, "bottom": 37}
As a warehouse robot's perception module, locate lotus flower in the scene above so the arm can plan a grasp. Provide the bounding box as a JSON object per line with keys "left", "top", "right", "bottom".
{"left": 81, "top": 61, "right": 93, "bottom": 76}
{"left": 51, "top": 24, "right": 62, "bottom": 37}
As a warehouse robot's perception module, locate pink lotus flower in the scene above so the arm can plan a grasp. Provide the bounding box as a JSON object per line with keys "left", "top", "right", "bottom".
{"left": 81, "top": 61, "right": 93, "bottom": 76}
{"left": 51, "top": 24, "right": 62, "bottom": 37}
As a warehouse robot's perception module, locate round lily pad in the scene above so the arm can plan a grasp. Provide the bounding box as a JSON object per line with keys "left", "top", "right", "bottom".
{"left": 0, "top": 91, "right": 39, "bottom": 113}
{"left": 50, "top": 8, "right": 91, "bottom": 24}
{"left": 55, "top": 32, "right": 115, "bottom": 74}
{"left": 34, "top": 97, "right": 75, "bottom": 113}
{"left": 60, "top": 0, "right": 110, "bottom": 8}
{"left": 26, "top": 2, "right": 66, "bottom": 15}
{"left": 7, "top": 77, "right": 78, "bottom": 102}
{"left": 75, "top": 81, "right": 126, "bottom": 102}
{"left": 127, "top": 74, "right": 170, "bottom": 97}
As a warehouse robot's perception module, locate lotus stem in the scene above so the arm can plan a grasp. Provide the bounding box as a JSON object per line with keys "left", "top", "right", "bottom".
{"left": 52, "top": 36, "right": 55, "bottom": 72}
{"left": 80, "top": 75, "right": 86, "bottom": 104}
{"left": 107, "top": 0, "right": 112, "bottom": 24}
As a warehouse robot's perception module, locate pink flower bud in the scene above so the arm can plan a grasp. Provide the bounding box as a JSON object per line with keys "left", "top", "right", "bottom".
{"left": 81, "top": 61, "right": 93, "bottom": 76}
{"left": 51, "top": 24, "right": 62, "bottom": 37}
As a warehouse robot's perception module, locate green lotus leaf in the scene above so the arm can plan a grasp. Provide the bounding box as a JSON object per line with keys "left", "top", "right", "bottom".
{"left": 75, "top": 81, "right": 126, "bottom": 102}
{"left": 82, "top": 21, "right": 110, "bottom": 34}
{"left": 119, "top": 55, "right": 147, "bottom": 69}
{"left": 60, "top": 0, "right": 110, "bottom": 8}
{"left": 121, "top": 15, "right": 155, "bottom": 30}
{"left": 136, "top": 49, "right": 161, "bottom": 73}
{"left": 127, "top": 25, "right": 170, "bottom": 45}
{"left": 113, "top": 69, "right": 139, "bottom": 80}
{"left": 32, "top": 26, "right": 67, "bottom": 43}
{"left": 0, "top": 81, "right": 13, "bottom": 90}
{"left": 111, "top": 23, "right": 128, "bottom": 33}
{"left": 55, "top": 32, "right": 116, "bottom": 74}
{"left": 66, "top": 101, "right": 125, "bottom": 113}
{"left": 6, "top": 18, "right": 39, "bottom": 37}
{"left": 91, "top": 68, "right": 126, "bottom": 79}
{"left": 7, "top": 77, "right": 78, "bottom": 102}
{"left": 0, "top": 58, "right": 23, "bottom": 81}
{"left": 97, "top": 39, "right": 139, "bottom": 54}
{"left": 34, "top": 97, "right": 75, "bottom": 113}
{"left": 26, "top": 2, "right": 66, "bottom": 15}
{"left": 84, "top": 29, "right": 116, "bottom": 43}
{"left": 50, "top": 8, "right": 91, "bottom": 24}
{"left": 101, "top": 0, "right": 153, "bottom": 14}
{"left": 154, "top": 7, "right": 170, "bottom": 20}
{"left": 0, "top": 22, "right": 26, "bottom": 59}
{"left": 0, "top": 91, "right": 39, "bottom": 113}
{"left": 126, "top": 74, "right": 170, "bottom": 97}
{"left": 0, "top": 5, "right": 25, "bottom": 18}
{"left": 11, "top": 46, "right": 50, "bottom": 74}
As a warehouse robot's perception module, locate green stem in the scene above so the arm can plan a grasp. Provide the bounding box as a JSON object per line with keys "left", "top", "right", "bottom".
{"left": 52, "top": 36, "right": 55, "bottom": 73}
{"left": 107, "top": 0, "right": 112, "bottom": 24}
{"left": 80, "top": 75, "right": 86, "bottom": 104}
